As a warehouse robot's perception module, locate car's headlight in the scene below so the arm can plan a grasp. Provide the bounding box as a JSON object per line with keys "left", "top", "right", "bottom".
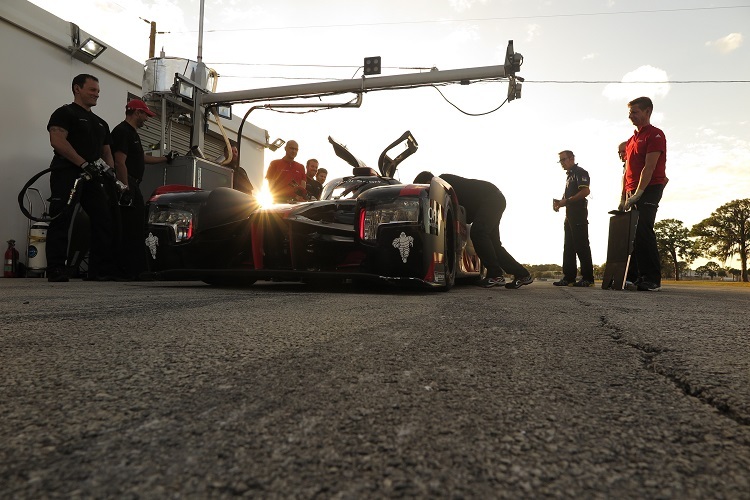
{"left": 148, "top": 207, "right": 194, "bottom": 242}
{"left": 360, "top": 198, "right": 420, "bottom": 242}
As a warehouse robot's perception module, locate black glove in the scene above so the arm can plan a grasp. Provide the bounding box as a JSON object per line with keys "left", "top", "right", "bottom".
{"left": 80, "top": 161, "right": 98, "bottom": 179}
{"left": 119, "top": 188, "right": 134, "bottom": 207}
{"left": 165, "top": 150, "right": 178, "bottom": 164}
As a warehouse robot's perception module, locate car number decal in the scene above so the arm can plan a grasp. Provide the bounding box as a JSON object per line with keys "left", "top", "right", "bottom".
{"left": 392, "top": 232, "right": 414, "bottom": 263}
{"left": 427, "top": 199, "right": 442, "bottom": 235}
{"left": 145, "top": 232, "right": 159, "bottom": 260}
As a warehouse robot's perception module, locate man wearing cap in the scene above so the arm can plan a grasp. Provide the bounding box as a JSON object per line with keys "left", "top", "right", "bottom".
{"left": 111, "top": 98, "right": 175, "bottom": 279}
{"left": 46, "top": 73, "right": 117, "bottom": 282}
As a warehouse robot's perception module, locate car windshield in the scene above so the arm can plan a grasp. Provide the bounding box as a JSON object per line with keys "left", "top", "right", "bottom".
{"left": 327, "top": 184, "right": 361, "bottom": 200}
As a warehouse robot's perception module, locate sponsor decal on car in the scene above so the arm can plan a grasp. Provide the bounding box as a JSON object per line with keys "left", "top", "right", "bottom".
{"left": 145, "top": 232, "right": 159, "bottom": 259}
{"left": 434, "top": 271, "right": 445, "bottom": 283}
{"left": 392, "top": 232, "right": 414, "bottom": 263}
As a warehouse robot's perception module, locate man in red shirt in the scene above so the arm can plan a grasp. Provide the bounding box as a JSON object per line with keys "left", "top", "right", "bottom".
{"left": 620, "top": 96, "right": 668, "bottom": 291}
{"left": 266, "top": 140, "right": 306, "bottom": 203}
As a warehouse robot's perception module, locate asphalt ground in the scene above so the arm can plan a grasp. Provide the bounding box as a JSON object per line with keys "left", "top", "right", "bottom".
{"left": 1, "top": 278, "right": 749, "bottom": 498}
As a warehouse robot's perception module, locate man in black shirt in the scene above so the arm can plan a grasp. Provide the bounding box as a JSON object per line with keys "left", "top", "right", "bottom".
{"left": 111, "top": 99, "right": 173, "bottom": 279}
{"left": 46, "top": 74, "right": 116, "bottom": 282}
{"left": 414, "top": 171, "right": 533, "bottom": 289}
{"left": 305, "top": 159, "right": 323, "bottom": 200}
{"left": 552, "top": 150, "right": 594, "bottom": 286}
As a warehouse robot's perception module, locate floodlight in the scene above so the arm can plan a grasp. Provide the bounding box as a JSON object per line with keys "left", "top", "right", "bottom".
{"left": 268, "top": 138, "right": 285, "bottom": 152}
{"left": 507, "top": 76, "right": 523, "bottom": 102}
{"left": 216, "top": 104, "right": 232, "bottom": 120}
{"left": 173, "top": 74, "right": 195, "bottom": 100}
{"left": 70, "top": 24, "right": 107, "bottom": 63}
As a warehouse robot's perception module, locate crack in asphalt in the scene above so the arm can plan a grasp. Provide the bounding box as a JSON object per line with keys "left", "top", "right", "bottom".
{"left": 598, "top": 314, "right": 750, "bottom": 427}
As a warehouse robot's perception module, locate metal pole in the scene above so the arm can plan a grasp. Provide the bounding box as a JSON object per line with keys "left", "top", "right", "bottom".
{"left": 202, "top": 64, "right": 510, "bottom": 106}
{"left": 197, "top": 0, "right": 205, "bottom": 64}
{"left": 191, "top": 40, "right": 521, "bottom": 156}
{"left": 192, "top": 0, "right": 207, "bottom": 150}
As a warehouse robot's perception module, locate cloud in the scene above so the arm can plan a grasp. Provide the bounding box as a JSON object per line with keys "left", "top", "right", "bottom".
{"left": 705, "top": 33, "right": 743, "bottom": 53}
{"left": 448, "top": 0, "right": 488, "bottom": 13}
{"left": 582, "top": 53, "right": 597, "bottom": 61}
{"left": 94, "top": 0, "right": 124, "bottom": 13}
{"left": 445, "top": 25, "right": 481, "bottom": 45}
{"left": 602, "top": 65, "right": 670, "bottom": 101}
{"left": 526, "top": 24, "right": 540, "bottom": 42}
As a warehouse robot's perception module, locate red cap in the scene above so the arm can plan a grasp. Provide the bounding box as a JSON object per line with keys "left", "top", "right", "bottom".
{"left": 126, "top": 99, "right": 156, "bottom": 117}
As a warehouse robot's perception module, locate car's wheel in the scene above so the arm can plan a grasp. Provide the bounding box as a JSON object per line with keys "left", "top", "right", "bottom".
{"left": 440, "top": 209, "right": 457, "bottom": 291}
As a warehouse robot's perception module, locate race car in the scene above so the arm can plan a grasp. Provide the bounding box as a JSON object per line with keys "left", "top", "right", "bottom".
{"left": 144, "top": 131, "right": 482, "bottom": 290}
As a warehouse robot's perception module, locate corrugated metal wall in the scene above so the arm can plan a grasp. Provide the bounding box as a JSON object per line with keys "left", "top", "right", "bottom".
{"left": 138, "top": 115, "right": 225, "bottom": 162}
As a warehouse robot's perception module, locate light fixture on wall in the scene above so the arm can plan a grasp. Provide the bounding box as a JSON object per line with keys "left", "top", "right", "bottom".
{"left": 267, "top": 138, "right": 285, "bottom": 152}
{"left": 70, "top": 23, "right": 107, "bottom": 63}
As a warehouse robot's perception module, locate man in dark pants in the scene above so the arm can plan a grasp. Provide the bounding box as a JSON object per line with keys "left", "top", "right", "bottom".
{"left": 46, "top": 74, "right": 116, "bottom": 282}
{"left": 552, "top": 150, "right": 594, "bottom": 287}
{"left": 620, "top": 96, "right": 668, "bottom": 291}
{"left": 111, "top": 99, "right": 173, "bottom": 279}
{"left": 413, "top": 171, "right": 533, "bottom": 289}
{"left": 618, "top": 141, "right": 638, "bottom": 290}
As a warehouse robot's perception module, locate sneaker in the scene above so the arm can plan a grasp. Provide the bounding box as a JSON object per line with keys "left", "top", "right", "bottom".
{"left": 505, "top": 275, "right": 534, "bottom": 289}
{"left": 637, "top": 280, "right": 661, "bottom": 291}
{"left": 573, "top": 279, "right": 594, "bottom": 287}
{"left": 476, "top": 276, "right": 505, "bottom": 288}
{"left": 624, "top": 280, "right": 638, "bottom": 291}
{"left": 553, "top": 278, "right": 573, "bottom": 287}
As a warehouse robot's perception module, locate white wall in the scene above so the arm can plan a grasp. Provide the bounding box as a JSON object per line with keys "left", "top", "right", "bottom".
{"left": 0, "top": 0, "right": 267, "bottom": 262}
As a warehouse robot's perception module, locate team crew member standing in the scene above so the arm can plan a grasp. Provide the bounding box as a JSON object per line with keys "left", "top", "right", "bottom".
{"left": 46, "top": 73, "right": 116, "bottom": 282}
{"left": 111, "top": 99, "right": 173, "bottom": 279}
{"left": 305, "top": 159, "right": 323, "bottom": 200}
{"left": 413, "top": 171, "right": 533, "bottom": 289}
{"left": 266, "top": 140, "right": 306, "bottom": 202}
{"left": 621, "top": 96, "right": 668, "bottom": 292}
{"left": 552, "top": 150, "right": 594, "bottom": 287}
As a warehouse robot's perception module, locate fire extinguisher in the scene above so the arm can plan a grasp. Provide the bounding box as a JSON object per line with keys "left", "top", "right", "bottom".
{"left": 4, "top": 239, "right": 20, "bottom": 278}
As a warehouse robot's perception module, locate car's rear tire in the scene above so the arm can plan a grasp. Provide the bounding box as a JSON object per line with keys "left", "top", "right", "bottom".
{"left": 440, "top": 209, "right": 457, "bottom": 291}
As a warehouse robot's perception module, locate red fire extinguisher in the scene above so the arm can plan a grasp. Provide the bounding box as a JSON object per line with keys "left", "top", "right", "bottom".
{"left": 4, "top": 239, "right": 19, "bottom": 278}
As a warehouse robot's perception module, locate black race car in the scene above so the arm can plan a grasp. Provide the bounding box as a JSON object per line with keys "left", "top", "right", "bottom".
{"left": 144, "top": 131, "right": 481, "bottom": 290}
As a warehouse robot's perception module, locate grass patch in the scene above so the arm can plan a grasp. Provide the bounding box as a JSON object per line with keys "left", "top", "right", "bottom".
{"left": 664, "top": 279, "right": 750, "bottom": 288}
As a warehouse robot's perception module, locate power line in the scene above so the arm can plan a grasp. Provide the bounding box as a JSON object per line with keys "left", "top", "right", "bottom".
{"left": 166, "top": 5, "right": 750, "bottom": 34}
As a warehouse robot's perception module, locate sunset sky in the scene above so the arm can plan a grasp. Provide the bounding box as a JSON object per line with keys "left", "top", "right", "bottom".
{"left": 30, "top": 0, "right": 750, "bottom": 267}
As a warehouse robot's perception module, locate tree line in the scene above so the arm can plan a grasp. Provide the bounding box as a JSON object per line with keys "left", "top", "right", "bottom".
{"left": 656, "top": 198, "right": 749, "bottom": 282}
